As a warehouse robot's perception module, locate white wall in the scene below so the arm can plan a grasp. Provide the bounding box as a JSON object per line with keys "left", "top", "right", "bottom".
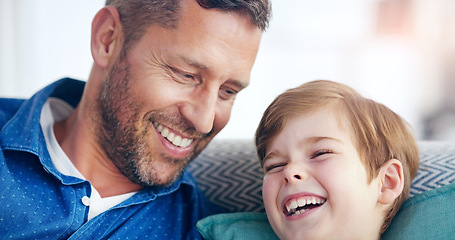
{"left": 221, "top": 0, "right": 431, "bottom": 140}
{"left": 0, "top": 0, "right": 104, "bottom": 98}
{"left": 0, "top": 0, "right": 451, "bottom": 140}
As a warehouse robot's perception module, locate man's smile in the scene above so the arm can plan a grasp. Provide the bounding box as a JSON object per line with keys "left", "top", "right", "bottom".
{"left": 153, "top": 121, "right": 194, "bottom": 148}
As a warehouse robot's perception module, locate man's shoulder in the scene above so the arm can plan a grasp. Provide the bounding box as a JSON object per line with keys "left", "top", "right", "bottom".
{"left": 0, "top": 78, "right": 86, "bottom": 128}
{"left": 0, "top": 98, "right": 26, "bottom": 129}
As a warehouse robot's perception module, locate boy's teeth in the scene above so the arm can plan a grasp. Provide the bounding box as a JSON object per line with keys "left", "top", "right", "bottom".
{"left": 153, "top": 122, "right": 193, "bottom": 148}
{"left": 294, "top": 209, "right": 306, "bottom": 216}
{"left": 285, "top": 197, "right": 326, "bottom": 216}
{"left": 289, "top": 200, "right": 298, "bottom": 210}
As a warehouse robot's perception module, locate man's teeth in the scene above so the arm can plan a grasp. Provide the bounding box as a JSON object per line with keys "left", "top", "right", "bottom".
{"left": 285, "top": 197, "right": 326, "bottom": 216}
{"left": 153, "top": 122, "right": 193, "bottom": 148}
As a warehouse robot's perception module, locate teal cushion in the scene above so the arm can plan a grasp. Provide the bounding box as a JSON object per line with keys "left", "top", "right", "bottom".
{"left": 196, "top": 212, "right": 279, "bottom": 240}
{"left": 382, "top": 182, "right": 455, "bottom": 239}
{"left": 198, "top": 183, "right": 455, "bottom": 239}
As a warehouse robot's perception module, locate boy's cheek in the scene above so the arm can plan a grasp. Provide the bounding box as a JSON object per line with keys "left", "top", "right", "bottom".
{"left": 262, "top": 178, "right": 281, "bottom": 210}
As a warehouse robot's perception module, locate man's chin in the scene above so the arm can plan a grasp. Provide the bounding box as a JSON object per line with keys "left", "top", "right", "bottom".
{"left": 156, "top": 169, "right": 184, "bottom": 187}
{"left": 135, "top": 160, "right": 187, "bottom": 188}
{"left": 136, "top": 134, "right": 215, "bottom": 187}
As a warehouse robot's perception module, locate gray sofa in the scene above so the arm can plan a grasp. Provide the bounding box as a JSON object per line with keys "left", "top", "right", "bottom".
{"left": 189, "top": 139, "right": 455, "bottom": 238}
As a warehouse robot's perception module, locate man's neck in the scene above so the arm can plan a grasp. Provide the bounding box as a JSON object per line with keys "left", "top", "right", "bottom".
{"left": 53, "top": 105, "right": 144, "bottom": 198}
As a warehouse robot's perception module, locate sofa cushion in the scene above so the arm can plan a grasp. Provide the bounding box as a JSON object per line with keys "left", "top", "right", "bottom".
{"left": 188, "top": 140, "right": 264, "bottom": 212}
{"left": 196, "top": 212, "right": 278, "bottom": 240}
{"left": 409, "top": 141, "right": 455, "bottom": 195}
{"left": 197, "top": 182, "right": 455, "bottom": 239}
{"left": 382, "top": 182, "right": 455, "bottom": 239}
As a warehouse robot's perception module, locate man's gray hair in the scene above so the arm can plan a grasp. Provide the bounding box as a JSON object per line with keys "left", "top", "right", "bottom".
{"left": 105, "top": 0, "right": 272, "bottom": 53}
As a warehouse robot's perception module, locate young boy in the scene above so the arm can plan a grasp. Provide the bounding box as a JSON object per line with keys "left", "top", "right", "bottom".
{"left": 255, "top": 80, "right": 419, "bottom": 240}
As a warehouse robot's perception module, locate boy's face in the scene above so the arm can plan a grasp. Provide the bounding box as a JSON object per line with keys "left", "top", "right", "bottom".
{"left": 262, "top": 107, "right": 383, "bottom": 239}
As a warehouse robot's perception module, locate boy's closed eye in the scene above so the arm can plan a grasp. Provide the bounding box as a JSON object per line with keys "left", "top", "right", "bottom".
{"left": 264, "top": 162, "right": 287, "bottom": 173}
{"left": 263, "top": 149, "right": 334, "bottom": 173}
{"left": 310, "top": 149, "right": 334, "bottom": 159}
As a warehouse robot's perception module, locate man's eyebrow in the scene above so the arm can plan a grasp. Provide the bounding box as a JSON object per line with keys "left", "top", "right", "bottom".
{"left": 178, "top": 55, "right": 249, "bottom": 90}
{"left": 179, "top": 55, "right": 208, "bottom": 70}
{"left": 229, "top": 79, "right": 249, "bottom": 91}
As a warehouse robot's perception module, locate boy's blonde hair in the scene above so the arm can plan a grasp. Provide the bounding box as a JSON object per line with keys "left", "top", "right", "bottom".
{"left": 255, "top": 80, "right": 419, "bottom": 233}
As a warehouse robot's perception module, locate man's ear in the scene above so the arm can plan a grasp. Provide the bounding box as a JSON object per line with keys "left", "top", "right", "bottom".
{"left": 91, "top": 6, "right": 122, "bottom": 68}
{"left": 377, "top": 159, "right": 404, "bottom": 205}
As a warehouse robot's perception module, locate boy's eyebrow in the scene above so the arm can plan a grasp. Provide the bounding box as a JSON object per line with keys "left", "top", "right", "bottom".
{"left": 262, "top": 136, "right": 343, "bottom": 165}
{"left": 262, "top": 151, "right": 282, "bottom": 165}
{"left": 300, "top": 136, "right": 343, "bottom": 146}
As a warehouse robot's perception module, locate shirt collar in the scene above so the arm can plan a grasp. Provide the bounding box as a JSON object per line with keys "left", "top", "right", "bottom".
{"left": 0, "top": 78, "right": 83, "bottom": 155}
{"left": 119, "top": 168, "right": 198, "bottom": 207}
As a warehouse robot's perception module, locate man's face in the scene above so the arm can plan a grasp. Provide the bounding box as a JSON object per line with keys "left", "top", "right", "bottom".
{"left": 98, "top": 0, "right": 262, "bottom": 187}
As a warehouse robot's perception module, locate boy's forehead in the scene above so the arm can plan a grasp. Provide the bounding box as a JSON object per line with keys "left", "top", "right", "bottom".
{"left": 269, "top": 107, "right": 353, "bottom": 146}
{"left": 261, "top": 103, "right": 362, "bottom": 161}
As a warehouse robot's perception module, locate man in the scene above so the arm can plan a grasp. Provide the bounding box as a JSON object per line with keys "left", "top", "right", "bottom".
{"left": 0, "top": 0, "right": 271, "bottom": 239}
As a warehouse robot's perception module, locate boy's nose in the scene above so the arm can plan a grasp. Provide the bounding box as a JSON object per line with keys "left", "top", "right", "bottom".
{"left": 285, "top": 173, "right": 303, "bottom": 184}
{"left": 283, "top": 165, "right": 306, "bottom": 184}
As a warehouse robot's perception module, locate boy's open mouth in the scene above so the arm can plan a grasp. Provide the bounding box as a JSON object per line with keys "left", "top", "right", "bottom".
{"left": 283, "top": 196, "right": 326, "bottom": 217}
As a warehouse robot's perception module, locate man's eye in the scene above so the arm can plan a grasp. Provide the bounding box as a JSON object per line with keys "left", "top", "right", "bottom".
{"left": 181, "top": 73, "right": 194, "bottom": 79}
{"left": 219, "top": 87, "right": 238, "bottom": 100}
{"left": 167, "top": 66, "right": 196, "bottom": 82}
{"left": 224, "top": 89, "right": 234, "bottom": 95}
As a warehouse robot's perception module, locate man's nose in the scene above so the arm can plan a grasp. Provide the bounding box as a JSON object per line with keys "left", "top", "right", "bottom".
{"left": 180, "top": 87, "right": 218, "bottom": 134}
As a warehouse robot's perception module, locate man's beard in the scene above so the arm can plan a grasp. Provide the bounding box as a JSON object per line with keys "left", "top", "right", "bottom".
{"left": 96, "top": 54, "right": 205, "bottom": 187}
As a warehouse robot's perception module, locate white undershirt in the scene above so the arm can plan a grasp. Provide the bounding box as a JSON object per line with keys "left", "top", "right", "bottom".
{"left": 40, "top": 97, "right": 136, "bottom": 221}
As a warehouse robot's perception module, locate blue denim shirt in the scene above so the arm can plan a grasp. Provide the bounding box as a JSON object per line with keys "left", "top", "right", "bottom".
{"left": 0, "top": 78, "right": 219, "bottom": 239}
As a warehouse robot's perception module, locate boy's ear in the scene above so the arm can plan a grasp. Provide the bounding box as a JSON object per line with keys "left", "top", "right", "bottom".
{"left": 377, "top": 159, "right": 404, "bottom": 205}
{"left": 91, "top": 6, "right": 123, "bottom": 68}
